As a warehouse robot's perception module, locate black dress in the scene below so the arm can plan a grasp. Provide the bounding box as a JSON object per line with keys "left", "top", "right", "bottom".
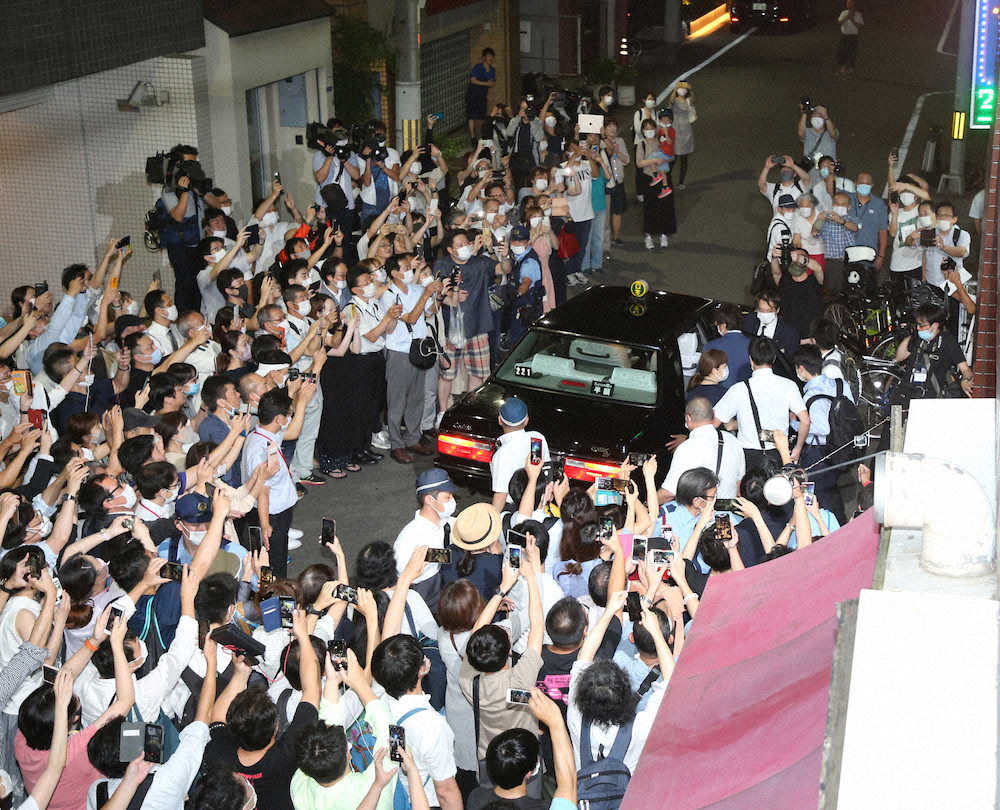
{"left": 317, "top": 353, "right": 368, "bottom": 462}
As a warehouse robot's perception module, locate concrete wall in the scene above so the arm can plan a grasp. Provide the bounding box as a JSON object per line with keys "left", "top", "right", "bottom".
{"left": 0, "top": 54, "right": 208, "bottom": 297}
{"left": 199, "top": 19, "right": 333, "bottom": 221}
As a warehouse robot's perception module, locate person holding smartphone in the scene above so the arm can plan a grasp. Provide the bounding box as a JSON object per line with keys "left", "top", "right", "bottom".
{"left": 488, "top": 397, "right": 550, "bottom": 512}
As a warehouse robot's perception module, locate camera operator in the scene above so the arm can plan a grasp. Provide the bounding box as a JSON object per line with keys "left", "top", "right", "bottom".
{"left": 758, "top": 154, "right": 810, "bottom": 216}
{"left": 161, "top": 145, "right": 209, "bottom": 312}
{"left": 765, "top": 193, "right": 797, "bottom": 282}
{"left": 894, "top": 303, "right": 973, "bottom": 399}
{"left": 359, "top": 119, "right": 403, "bottom": 222}
{"left": 887, "top": 152, "right": 931, "bottom": 288}
{"left": 311, "top": 119, "right": 362, "bottom": 233}
{"left": 812, "top": 155, "right": 855, "bottom": 211}
{"left": 921, "top": 202, "right": 970, "bottom": 288}
{"left": 504, "top": 96, "right": 547, "bottom": 191}
{"left": 797, "top": 101, "right": 839, "bottom": 164}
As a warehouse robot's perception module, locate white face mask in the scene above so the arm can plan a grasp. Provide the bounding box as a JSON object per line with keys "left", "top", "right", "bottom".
{"left": 917, "top": 215, "right": 933, "bottom": 229}
{"left": 164, "top": 486, "right": 180, "bottom": 503}
{"left": 124, "top": 301, "right": 140, "bottom": 316}
{"left": 296, "top": 300, "right": 311, "bottom": 316}
{"left": 936, "top": 219, "right": 952, "bottom": 232}
{"left": 164, "top": 305, "right": 178, "bottom": 321}
{"left": 456, "top": 244, "right": 474, "bottom": 262}
{"left": 485, "top": 211, "right": 497, "bottom": 223}
{"left": 529, "top": 216, "right": 542, "bottom": 228}
{"left": 811, "top": 116, "right": 825, "bottom": 130}
{"left": 717, "top": 366, "right": 730, "bottom": 381}
{"left": 757, "top": 310, "right": 778, "bottom": 325}
{"left": 361, "top": 282, "right": 376, "bottom": 298}
{"left": 261, "top": 211, "right": 278, "bottom": 227}
{"left": 400, "top": 270, "right": 414, "bottom": 284}
{"left": 186, "top": 527, "right": 208, "bottom": 546}
{"left": 833, "top": 205, "right": 848, "bottom": 216}
{"left": 410, "top": 163, "right": 421, "bottom": 175}
{"left": 511, "top": 244, "right": 529, "bottom": 257}
{"left": 534, "top": 178, "right": 548, "bottom": 192}
{"left": 435, "top": 496, "right": 457, "bottom": 518}
{"left": 900, "top": 191, "right": 916, "bottom": 207}
{"left": 798, "top": 208, "right": 813, "bottom": 219}
{"left": 211, "top": 230, "right": 226, "bottom": 239}
{"left": 493, "top": 225, "right": 510, "bottom": 241}
{"left": 211, "top": 248, "right": 226, "bottom": 262}
{"left": 643, "top": 129, "right": 656, "bottom": 139}
{"left": 644, "top": 99, "right": 655, "bottom": 109}
{"left": 221, "top": 205, "right": 232, "bottom": 216}
{"left": 544, "top": 116, "right": 557, "bottom": 128}
{"left": 603, "top": 95, "right": 614, "bottom": 105}
{"left": 334, "top": 279, "right": 347, "bottom": 290}
{"left": 119, "top": 484, "right": 138, "bottom": 509}
{"left": 420, "top": 275, "right": 433, "bottom": 287}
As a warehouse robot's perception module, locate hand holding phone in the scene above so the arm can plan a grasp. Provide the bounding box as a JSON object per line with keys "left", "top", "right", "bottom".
{"left": 389, "top": 724, "right": 406, "bottom": 762}
{"left": 329, "top": 639, "right": 347, "bottom": 671}
{"left": 335, "top": 583, "right": 359, "bottom": 604}
{"left": 321, "top": 517, "right": 336, "bottom": 547}
{"left": 625, "top": 591, "right": 642, "bottom": 623}
{"left": 530, "top": 437, "right": 542, "bottom": 465}
{"left": 507, "top": 688, "right": 532, "bottom": 705}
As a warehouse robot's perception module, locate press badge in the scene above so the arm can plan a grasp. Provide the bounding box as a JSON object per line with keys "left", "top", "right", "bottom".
{"left": 912, "top": 368, "right": 928, "bottom": 384}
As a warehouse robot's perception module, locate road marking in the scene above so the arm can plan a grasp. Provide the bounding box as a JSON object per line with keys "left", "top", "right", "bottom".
{"left": 882, "top": 90, "right": 952, "bottom": 196}
{"left": 937, "top": 0, "right": 960, "bottom": 55}
{"left": 656, "top": 27, "right": 757, "bottom": 105}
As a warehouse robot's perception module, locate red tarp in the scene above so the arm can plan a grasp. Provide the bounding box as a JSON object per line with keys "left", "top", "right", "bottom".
{"left": 623, "top": 510, "right": 881, "bottom": 810}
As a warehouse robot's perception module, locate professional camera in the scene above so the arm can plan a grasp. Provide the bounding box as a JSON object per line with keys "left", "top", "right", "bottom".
{"left": 941, "top": 257, "right": 957, "bottom": 273}
{"left": 306, "top": 121, "right": 338, "bottom": 152}
{"left": 800, "top": 96, "right": 815, "bottom": 114}
{"left": 525, "top": 105, "right": 538, "bottom": 121}
{"left": 777, "top": 234, "right": 793, "bottom": 269}
{"left": 175, "top": 159, "right": 212, "bottom": 195}
{"left": 144, "top": 152, "right": 171, "bottom": 185}
{"left": 288, "top": 368, "right": 317, "bottom": 382}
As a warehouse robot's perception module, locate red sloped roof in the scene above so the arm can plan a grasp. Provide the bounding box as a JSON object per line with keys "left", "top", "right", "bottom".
{"left": 623, "top": 510, "right": 880, "bottom": 809}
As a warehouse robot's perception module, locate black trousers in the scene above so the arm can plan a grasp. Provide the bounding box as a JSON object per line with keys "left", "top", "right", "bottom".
{"left": 166, "top": 243, "right": 202, "bottom": 312}
{"left": 248, "top": 504, "right": 294, "bottom": 578}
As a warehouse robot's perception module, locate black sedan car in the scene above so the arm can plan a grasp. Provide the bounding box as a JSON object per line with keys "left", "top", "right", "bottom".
{"left": 728, "top": 0, "right": 815, "bottom": 31}
{"left": 436, "top": 284, "right": 715, "bottom": 488}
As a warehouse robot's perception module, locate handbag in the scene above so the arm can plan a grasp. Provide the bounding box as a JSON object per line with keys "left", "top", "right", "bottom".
{"left": 557, "top": 224, "right": 580, "bottom": 260}
{"left": 405, "top": 318, "right": 438, "bottom": 370}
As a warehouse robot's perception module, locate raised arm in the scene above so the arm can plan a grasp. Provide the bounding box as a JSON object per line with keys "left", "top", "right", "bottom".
{"left": 579, "top": 590, "right": 628, "bottom": 663}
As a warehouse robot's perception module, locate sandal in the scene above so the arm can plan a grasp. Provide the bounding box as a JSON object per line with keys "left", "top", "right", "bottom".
{"left": 321, "top": 466, "right": 347, "bottom": 479}
{"left": 345, "top": 461, "right": 362, "bottom": 473}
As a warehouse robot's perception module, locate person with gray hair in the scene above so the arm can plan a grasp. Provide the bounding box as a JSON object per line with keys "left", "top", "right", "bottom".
{"left": 660, "top": 397, "right": 745, "bottom": 503}
{"left": 792, "top": 192, "right": 826, "bottom": 267}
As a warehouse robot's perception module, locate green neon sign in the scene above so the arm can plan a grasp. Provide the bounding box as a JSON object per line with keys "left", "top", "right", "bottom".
{"left": 971, "top": 0, "right": 998, "bottom": 129}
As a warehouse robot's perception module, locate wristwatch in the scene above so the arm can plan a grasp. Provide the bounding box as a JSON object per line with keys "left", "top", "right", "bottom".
{"left": 305, "top": 605, "right": 328, "bottom": 618}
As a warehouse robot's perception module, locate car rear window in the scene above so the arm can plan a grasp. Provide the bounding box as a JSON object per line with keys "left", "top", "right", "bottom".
{"left": 496, "top": 329, "right": 659, "bottom": 405}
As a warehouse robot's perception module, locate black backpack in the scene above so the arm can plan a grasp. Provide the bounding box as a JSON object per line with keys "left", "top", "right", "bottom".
{"left": 806, "top": 379, "right": 865, "bottom": 465}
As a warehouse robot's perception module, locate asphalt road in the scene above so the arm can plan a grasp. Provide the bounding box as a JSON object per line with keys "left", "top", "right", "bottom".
{"left": 288, "top": 0, "right": 987, "bottom": 577}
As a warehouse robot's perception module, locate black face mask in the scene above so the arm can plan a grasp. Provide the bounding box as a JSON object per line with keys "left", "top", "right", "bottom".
{"left": 233, "top": 287, "right": 249, "bottom": 302}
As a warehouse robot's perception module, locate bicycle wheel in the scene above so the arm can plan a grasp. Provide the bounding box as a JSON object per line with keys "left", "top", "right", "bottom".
{"left": 870, "top": 333, "right": 901, "bottom": 363}
{"left": 858, "top": 366, "right": 902, "bottom": 438}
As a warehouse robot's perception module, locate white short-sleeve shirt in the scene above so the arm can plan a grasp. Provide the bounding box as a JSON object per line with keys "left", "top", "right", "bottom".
{"left": 489, "top": 428, "right": 550, "bottom": 496}
{"left": 713, "top": 368, "right": 807, "bottom": 450}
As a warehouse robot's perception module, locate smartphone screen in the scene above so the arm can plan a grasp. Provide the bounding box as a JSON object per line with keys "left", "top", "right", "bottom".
{"left": 507, "top": 688, "right": 532, "bottom": 704}
{"left": 714, "top": 498, "right": 738, "bottom": 513}
{"left": 248, "top": 526, "right": 263, "bottom": 554}
{"left": 425, "top": 547, "right": 451, "bottom": 564}
{"left": 107, "top": 606, "right": 124, "bottom": 633}
{"left": 651, "top": 549, "right": 675, "bottom": 566}
{"left": 631, "top": 536, "right": 647, "bottom": 562}
{"left": 143, "top": 723, "right": 164, "bottom": 763}
{"left": 42, "top": 665, "right": 58, "bottom": 684}
{"left": 530, "top": 437, "right": 542, "bottom": 464}
{"left": 278, "top": 597, "right": 295, "bottom": 629}
{"left": 335, "top": 584, "right": 359, "bottom": 604}
{"left": 804, "top": 482, "right": 816, "bottom": 507}
{"left": 428, "top": 198, "right": 439, "bottom": 214}
{"left": 259, "top": 566, "right": 274, "bottom": 587}
{"left": 204, "top": 482, "right": 216, "bottom": 498}
{"left": 162, "top": 562, "right": 184, "bottom": 583}
{"left": 599, "top": 516, "right": 614, "bottom": 541}
{"left": 625, "top": 591, "right": 642, "bottom": 623}
{"left": 508, "top": 546, "right": 521, "bottom": 569}
{"left": 389, "top": 724, "right": 405, "bottom": 762}
{"left": 321, "top": 517, "right": 336, "bottom": 546}
{"left": 713, "top": 514, "right": 733, "bottom": 541}
{"left": 329, "top": 639, "right": 347, "bottom": 670}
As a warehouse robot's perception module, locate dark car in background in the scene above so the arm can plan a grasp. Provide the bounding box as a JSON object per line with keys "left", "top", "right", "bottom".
{"left": 728, "top": 0, "right": 815, "bottom": 31}
{"left": 436, "top": 285, "right": 715, "bottom": 489}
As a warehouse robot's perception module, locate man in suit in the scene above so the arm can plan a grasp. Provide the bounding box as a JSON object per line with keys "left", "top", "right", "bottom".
{"left": 741, "top": 290, "right": 800, "bottom": 357}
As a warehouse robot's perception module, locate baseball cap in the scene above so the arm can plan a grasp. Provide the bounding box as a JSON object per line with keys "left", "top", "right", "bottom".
{"left": 175, "top": 492, "right": 213, "bottom": 524}
{"left": 451, "top": 503, "right": 502, "bottom": 551}
{"left": 777, "top": 193, "right": 796, "bottom": 208}
{"left": 510, "top": 225, "right": 531, "bottom": 242}
{"left": 122, "top": 408, "right": 160, "bottom": 432}
{"left": 416, "top": 468, "right": 458, "bottom": 495}
{"left": 499, "top": 397, "right": 528, "bottom": 426}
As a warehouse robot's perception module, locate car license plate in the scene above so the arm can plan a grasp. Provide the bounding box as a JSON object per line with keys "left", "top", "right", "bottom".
{"left": 753, "top": 2, "right": 767, "bottom": 9}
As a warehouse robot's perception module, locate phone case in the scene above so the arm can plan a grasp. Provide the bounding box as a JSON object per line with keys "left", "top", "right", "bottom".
{"left": 260, "top": 596, "right": 282, "bottom": 632}
{"left": 119, "top": 722, "right": 145, "bottom": 762}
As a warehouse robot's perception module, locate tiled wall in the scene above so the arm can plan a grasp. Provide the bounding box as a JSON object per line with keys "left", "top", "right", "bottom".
{"left": 0, "top": 54, "right": 211, "bottom": 303}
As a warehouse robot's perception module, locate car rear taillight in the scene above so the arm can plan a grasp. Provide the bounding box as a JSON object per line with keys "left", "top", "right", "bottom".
{"left": 438, "top": 434, "right": 493, "bottom": 463}
{"left": 565, "top": 457, "right": 624, "bottom": 482}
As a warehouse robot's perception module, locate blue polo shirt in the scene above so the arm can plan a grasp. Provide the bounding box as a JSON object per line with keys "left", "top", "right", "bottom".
{"left": 848, "top": 193, "right": 888, "bottom": 252}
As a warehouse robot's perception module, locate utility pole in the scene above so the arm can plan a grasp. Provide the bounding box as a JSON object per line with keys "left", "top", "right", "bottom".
{"left": 941, "top": 0, "right": 976, "bottom": 193}
{"left": 664, "top": 0, "right": 683, "bottom": 45}
{"left": 395, "top": 0, "right": 423, "bottom": 152}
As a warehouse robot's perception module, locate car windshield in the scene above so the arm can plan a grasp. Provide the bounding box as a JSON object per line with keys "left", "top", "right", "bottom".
{"left": 495, "top": 329, "right": 659, "bottom": 405}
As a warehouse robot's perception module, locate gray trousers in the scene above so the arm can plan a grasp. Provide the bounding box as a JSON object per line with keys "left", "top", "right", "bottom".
{"left": 386, "top": 350, "right": 426, "bottom": 449}
{"left": 290, "top": 384, "right": 323, "bottom": 480}
{"left": 421, "top": 360, "right": 439, "bottom": 431}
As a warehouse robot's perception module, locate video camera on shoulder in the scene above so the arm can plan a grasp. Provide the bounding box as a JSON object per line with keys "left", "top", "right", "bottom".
{"left": 306, "top": 121, "right": 338, "bottom": 152}
{"left": 144, "top": 149, "right": 212, "bottom": 195}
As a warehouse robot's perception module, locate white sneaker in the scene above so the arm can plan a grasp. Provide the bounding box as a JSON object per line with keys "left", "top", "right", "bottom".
{"left": 644, "top": 234, "right": 654, "bottom": 250}
{"left": 371, "top": 430, "right": 390, "bottom": 450}
{"left": 660, "top": 234, "right": 669, "bottom": 248}
{"left": 636, "top": 194, "right": 645, "bottom": 203}
{"left": 287, "top": 533, "right": 302, "bottom": 550}
{"left": 289, "top": 528, "right": 303, "bottom": 540}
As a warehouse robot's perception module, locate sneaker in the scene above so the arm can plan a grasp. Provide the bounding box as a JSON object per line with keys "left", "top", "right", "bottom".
{"left": 287, "top": 535, "right": 302, "bottom": 551}
{"left": 660, "top": 234, "right": 669, "bottom": 248}
{"left": 644, "top": 234, "right": 654, "bottom": 250}
{"left": 299, "top": 472, "right": 326, "bottom": 485}
{"left": 636, "top": 194, "right": 645, "bottom": 203}
{"left": 648, "top": 174, "right": 662, "bottom": 187}
{"left": 371, "top": 430, "right": 390, "bottom": 450}
{"left": 657, "top": 187, "right": 672, "bottom": 199}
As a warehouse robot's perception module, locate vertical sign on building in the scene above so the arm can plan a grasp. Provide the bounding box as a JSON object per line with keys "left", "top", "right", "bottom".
{"left": 970, "top": 0, "right": 999, "bottom": 128}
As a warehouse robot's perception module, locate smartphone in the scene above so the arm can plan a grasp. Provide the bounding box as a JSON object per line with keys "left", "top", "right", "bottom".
{"left": 507, "top": 528, "right": 527, "bottom": 547}
{"left": 549, "top": 454, "right": 565, "bottom": 482}
{"left": 33, "top": 281, "right": 48, "bottom": 297}
{"left": 425, "top": 547, "right": 452, "bottom": 564}
{"left": 278, "top": 596, "right": 296, "bottom": 629}
{"left": 328, "top": 639, "right": 347, "bottom": 671}
{"left": 650, "top": 549, "right": 675, "bottom": 566}
{"left": 42, "top": 665, "right": 58, "bottom": 684}
{"left": 599, "top": 516, "right": 614, "bottom": 542}
{"left": 804, "top": 482, "right": 816, "bottom": 507}
{"left": 628, "top": 452, "right": 650, "bottom": 467}
{"left": 625, "top": 591, "right": 642, "bottom": 623}
{"left": 595, "top": 477, "right": 628, "bottom": 494}
{"left": 205, "top": 482, "right": 216, "bottom": 498}
{"left": 631, "top": 536, "right": 647, "bottom": 562}
{"left": 714, "top": 498, "right": 738, "bottom": 513}
{"left": 507, "top": 688, "right": 532, "bottom": 705}
{"left": 115, "top": 235, "right": 131, "bottom": 252}
{"left": 143, "top": 723, "right": 164, "bottom": 764}
{"left": 508, "top": 546, "right": 522, "bottom": 569}
{"left": 248, "top": 526, "right": 263, "bottom": 554}
{"left": 771, "top": 155, "right": 785, "bottom": 166}
{"left": 27, "top": 409, "right": 44, "bottom": 430}
{"left": 322, "top": 517, "right": 336, "bottom": 546}
{"left": 273, "top": 171, "right": 282, "bottom": 184}
{"left": 259, "top": 566, "right": 274, "bottom": 587}
{"left": 162, "top": 561, "right": 184, "bottom": 583}
{"left": 389, "top": 724, "right": 406, "bottom": 763}
{"left": 107, "top": 606, "right": 124, "bottom": 633}
{"left": 713, "top": 514, "right": 733, "bottom": 541}
{"left": 431, "top": 112, "right": 444, "bottom": 120}
{"left": 428, "top": 198, "right": 439, "bottom": 214}
{"left": 890, "top": 147, "right": 900, "bottom": 161}
{"left": 11, "top": 370, "right": 32, "bottom": 398}
{"left": 152, "top": 269, "right": 162, "bottom": 286}
{"left": 335, "top": 583, "right": 359, "bottom": 604}
{"left": 119, "top": 722, "right": 144, "bottom": 762}
{"left": 530, "top": 437, "right": 542, "bottom": 465}
{"left": 245, "top": 223, "right": 261, "bottom": 247}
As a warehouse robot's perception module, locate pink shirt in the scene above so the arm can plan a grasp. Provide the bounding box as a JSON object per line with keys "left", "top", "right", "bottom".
{"left": 15, "top": 725, "right": 100, "bottom": 810}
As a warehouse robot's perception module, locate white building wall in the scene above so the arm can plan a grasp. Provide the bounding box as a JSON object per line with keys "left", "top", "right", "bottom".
{"left": 0, "top": 55, "right": 209, "bottom": 299}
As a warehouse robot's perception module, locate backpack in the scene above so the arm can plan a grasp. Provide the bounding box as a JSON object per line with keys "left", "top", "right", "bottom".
{"left": 576, "top": 717, "right": 634, "bottom": 810}
{"left": 806, "top": 379, "right": 866, "bottom": 465}
{"left": 96, "top": 774, "right": 154, "bottom": 809}
{"left": 391, "top": 707, "right": 431, "bottom": 810}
